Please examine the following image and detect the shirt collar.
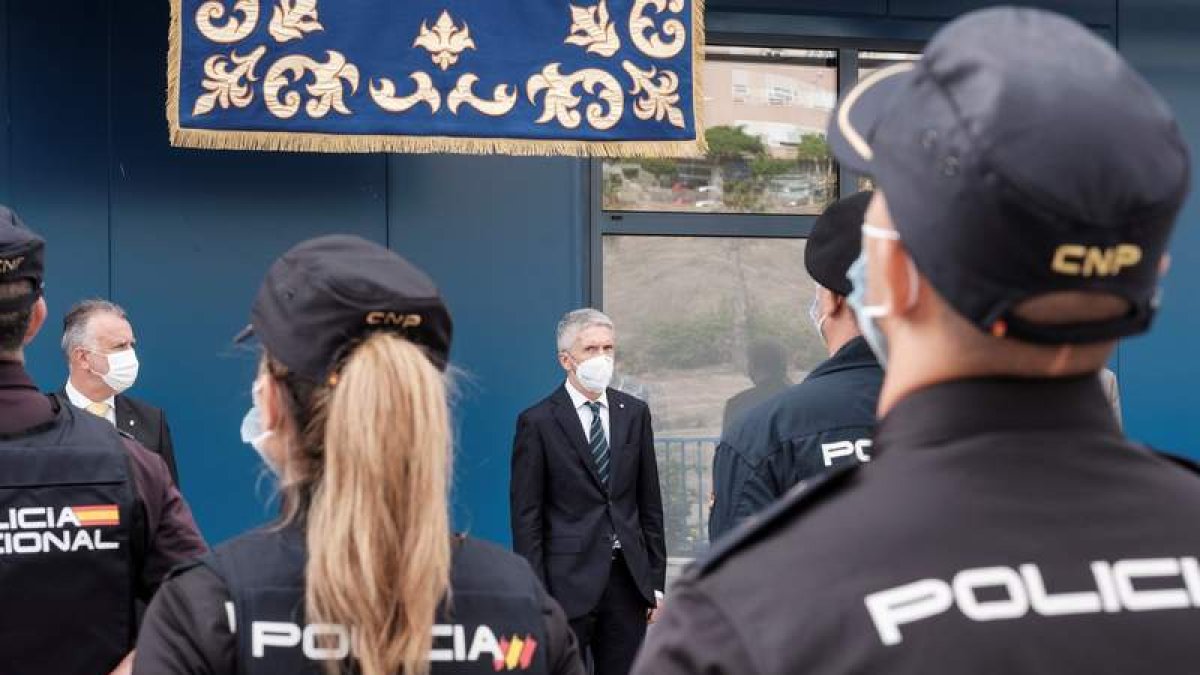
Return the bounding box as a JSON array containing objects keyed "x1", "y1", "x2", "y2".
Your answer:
[
  {"x1": 65, "y1": 379, "x2": 114, "y2": 410},
  {"x1": 875, "y1": 374, "x2": 1120, "y2": 450},
  {"x1": 564, "y1": 379, "x2": 608, "y2": 410}
]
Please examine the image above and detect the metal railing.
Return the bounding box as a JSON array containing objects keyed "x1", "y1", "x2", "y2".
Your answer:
[{"x1": 655, "y1": 436, "x2": 719, "y2": 560}]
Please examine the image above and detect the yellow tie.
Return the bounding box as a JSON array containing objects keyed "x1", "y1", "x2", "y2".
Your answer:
[{"x1": 86, "y1": 401, "x2": 111, "y2": 418}]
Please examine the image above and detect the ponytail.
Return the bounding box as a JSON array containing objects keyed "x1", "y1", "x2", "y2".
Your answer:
[{"x1": 296, "y1": 332, "x2": 452, "y2": 675}]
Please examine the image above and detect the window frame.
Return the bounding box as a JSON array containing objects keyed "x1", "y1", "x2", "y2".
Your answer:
[{"x1": 587, "y1": 26, "x2": 926, "y2": 305}]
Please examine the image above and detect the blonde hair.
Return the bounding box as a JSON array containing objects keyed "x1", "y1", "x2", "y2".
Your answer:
[{"x1": 268, "y1": 332, "x2": 452, "y2": 675}]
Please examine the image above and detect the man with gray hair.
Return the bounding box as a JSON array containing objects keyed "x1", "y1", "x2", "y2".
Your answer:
[
  {"x1": 60, "y1": 299, "x2": 179, "y2": 483},
  {"x1": 511, "y1": 308, "x2": 666, "y2": 675}
]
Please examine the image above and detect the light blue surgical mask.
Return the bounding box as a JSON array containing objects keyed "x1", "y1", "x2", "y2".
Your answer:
[
  {"x1": 240, "y1": 382, "x2": 279, "y2": 473},
  {"x1": 845, "y1": 224, "x2": 916, "y2": 368}
]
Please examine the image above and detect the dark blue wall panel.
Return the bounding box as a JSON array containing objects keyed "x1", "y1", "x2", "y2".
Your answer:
[
  {"x1": 0, "y1": 0, "x2": 9, "y2": 205},
  {"x1": 102, "y1": 0, "x2": 390, "y2": 543},
  {"x1": 7, "y1": 1, "x2": 111, "y2": 379},
  {"x1": 1117, "y1": 2, "x2": 1200, "y2": 457},
  {"x1": 387, "y1": 155, "x2": 586, "y2": 544}
]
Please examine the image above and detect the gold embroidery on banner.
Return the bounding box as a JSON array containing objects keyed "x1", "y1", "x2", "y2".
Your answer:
[
  {"x1": 370, "y1": 73, "x2": 442, "y2": 114},
  {"x1": 629, "y1": 0, "x2": 686, "y2": 59},
  {"x1": 527, "y1": 64, "x2": 623, "y2": 130},
  {"x1": 622, "y1": 61, "x2": 684, "y2": 128},
  {"x1": 193, "y1": 46, "x2": 267, "y2": 116},
  {"x1": 447, "y1": 74, "x2": 518, "y2": 116},
  {"x1": 565, "y1": 1, "x2": 620, "y2": 57},
  {"x1": 263, "y1": 51, "x2": 359, "y2": 119},
  {"x1": 195, "y1": 0, "x2": 260, "y2": 44},
  {"x1": 413, "y1": 11, "x2": 476, "y2": 71},
  {"x1": 269, "y1": 0, "x2": 323, "y2": 42}
]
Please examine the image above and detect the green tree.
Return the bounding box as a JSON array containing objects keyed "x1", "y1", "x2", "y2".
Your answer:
[
  {"x1": 793, "y1": 133, "x2": 830, "y2": 162},
  {"x1": 793, "y1": 133, "x2": 836, "y2": 205},
  {"x1": 638, "y1": 158, "x2": 680, "y2": 182},
  {"x1": 750, "y1": 155, "x2": 794, "y2": 179},
  {"x1": 704, "y1": 125, "x2": 765, "y2": 161}
]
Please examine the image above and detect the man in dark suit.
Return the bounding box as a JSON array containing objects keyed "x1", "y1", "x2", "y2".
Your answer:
[
  {"x1": 60, "y1": 299, "x2": 179, "y2": 484},
  {"x1": 511, "y1": 308, "x2": 666, "y2": 675}
]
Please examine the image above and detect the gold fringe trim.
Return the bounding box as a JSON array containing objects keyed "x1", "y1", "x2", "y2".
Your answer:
[
  {"x1": 692, "y1": 0, "x2": 708, "y2": 157},
  {"x1": 166, "y1": 0, "x2": 708, "y2": 158},
  {"x1": 166, "y1": 0, "x2": 184, "y2": 146}
]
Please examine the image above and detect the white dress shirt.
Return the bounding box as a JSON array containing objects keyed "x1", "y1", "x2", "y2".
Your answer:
[
  {"x1": 65, "y1": 380, "x2": 116, "y2": 425},
  {"x1": 564, "y1": 378, "x2": 609, "y2": 441}
]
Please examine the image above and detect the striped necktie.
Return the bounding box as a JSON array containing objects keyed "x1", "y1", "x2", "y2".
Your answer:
[{"x1": 585, "y1": 401, "x2": 610, "y2": 486}]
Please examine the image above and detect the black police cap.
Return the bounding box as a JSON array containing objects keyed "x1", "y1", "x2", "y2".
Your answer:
[
  {"x1": 805, "y1": 191, "x2": 872, "y2": 296},
  {"x1": 236, "y1": 235, "x2": 453, "y2": 381},
  {"x1": 828, "y1": 7, "x2": 1190, "y2": 344},
  {"x1": 0, "y1": 205, "x2": 45, "y2": 313}
]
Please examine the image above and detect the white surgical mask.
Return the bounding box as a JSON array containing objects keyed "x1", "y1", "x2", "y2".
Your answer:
[
  {"x1": 88, "y1": 348, "x2": 139, "y2": 394},
  {"x1": 574, "y1": 355, "x2": 614, "y2": 394},
  {"x1": 808, "y1": 289, "x2": 828, "y2": 342}
]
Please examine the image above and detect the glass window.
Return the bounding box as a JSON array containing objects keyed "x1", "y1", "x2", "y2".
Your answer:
[
  {"x1": 857, "y1": 50, "x2": 921, "y2": 80},
  {"x1": 602, "y1": 46, "x2": 838, "y2": 216},
  {"x1": 603, "y1": 235, "x2": 827, "y2": 575}
]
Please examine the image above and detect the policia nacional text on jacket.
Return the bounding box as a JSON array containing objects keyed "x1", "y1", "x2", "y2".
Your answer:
[
  {"x1": 0, "y1": 206, "x2": 207, "y2": 674},
  {"x1": 132, "y1": 235, "x2": 585, "y2": 675}
]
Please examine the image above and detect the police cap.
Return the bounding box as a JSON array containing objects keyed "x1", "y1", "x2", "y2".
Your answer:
[
  {"x1": 0, "y1": 205, "x2": 45, "y2": 313},
  {"x1": 805, "y1": 190, "x2": 872, "y2": 296},
  {"x1": 236, "y1": 235, "x2": 453, "y2": 380},
  {"x1": 828, "y1": 7, "x2": 1190, "y2": 344}
]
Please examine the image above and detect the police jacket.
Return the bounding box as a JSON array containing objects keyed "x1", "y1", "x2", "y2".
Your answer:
[
  {"x1": 709, "y1": 337, "x2": 881, "y2": 540},
  {"x1": 133, "y1": 522, "x2": 586, "y2": 675},
  {"x1": 0, "y1": 398, "x2": 138, "y2": 674},
  {"x1": 635, "y1": 376, "x2": 1200, "y2": 674}
]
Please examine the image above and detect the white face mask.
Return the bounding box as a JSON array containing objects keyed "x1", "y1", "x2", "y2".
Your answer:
[
  {"x1": 808, "y1": 288, "x2": 828, "y2": 343},
  {"x1": 573, "y1": 354, "x2": 615, "y2": 394},
  {"x1": 88, "y1": 348, "x2": 139, "y2": 394}
]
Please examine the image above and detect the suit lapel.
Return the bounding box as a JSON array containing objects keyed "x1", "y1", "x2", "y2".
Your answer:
[
  {"x1": 113, "y1": 396, "x2": 140, "y2": 443},
  {"x1": 607, "y1": 389, "x2": 632, "y2": 485},
  {"x1": 550, "y1": 387, "x2": 607, "y2": 494}
]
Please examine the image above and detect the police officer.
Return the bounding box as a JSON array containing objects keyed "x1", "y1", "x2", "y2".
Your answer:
[
  {"x1": 133, "y1": 235, "x2": 585, "y2": 675},
  {"x1": 634, "y1": 7, "x2": 1200, "y2": 673},
  {"x1": 709, "y1": 191, "x2": 882, "y2": 540},
  {"x1": 0, "y1": 206, "x2": 207, "y2": 674}
]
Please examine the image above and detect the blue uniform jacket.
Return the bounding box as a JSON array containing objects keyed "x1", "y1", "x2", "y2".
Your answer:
[{"x1": 708, "y1": 337, "x2": 882, "y2": 541}]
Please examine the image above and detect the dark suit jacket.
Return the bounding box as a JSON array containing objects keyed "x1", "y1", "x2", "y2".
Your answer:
[
  {"x1": 510, "y1": 385, "x2": 666, "y2": 619},
  {"x1": 59, "y1": 389, "x2": 179, "y2": 486}
]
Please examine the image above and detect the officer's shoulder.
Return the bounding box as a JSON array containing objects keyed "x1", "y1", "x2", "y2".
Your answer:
[
  {"x1": 205, "y1": 523, "x2": 296, "y2": 564},
  {"x1": 722, "y1": 381, "x2": 843, "y2": 454},
  {"x1": 518, "y1": 390, "x2": 564, "y2": 421},
  {"x1": 1150, "y1": 448, "x2": 1200, "y2": 478},
  {"x1": 692, "y1": 462, "x2": 861, "y2": 579},
  {"x1": 452, "y1": 535, "x2": 540, "y2": 583}
]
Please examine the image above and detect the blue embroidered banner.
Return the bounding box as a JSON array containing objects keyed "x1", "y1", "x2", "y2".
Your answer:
[{"x1": 168, "y1": 0, "x2": 704, "y2": 156}]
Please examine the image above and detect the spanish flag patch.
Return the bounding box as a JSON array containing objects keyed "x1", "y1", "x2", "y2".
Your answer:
[{"x1": 71, "y1": 504, "x2": 119, "y2": 527}]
